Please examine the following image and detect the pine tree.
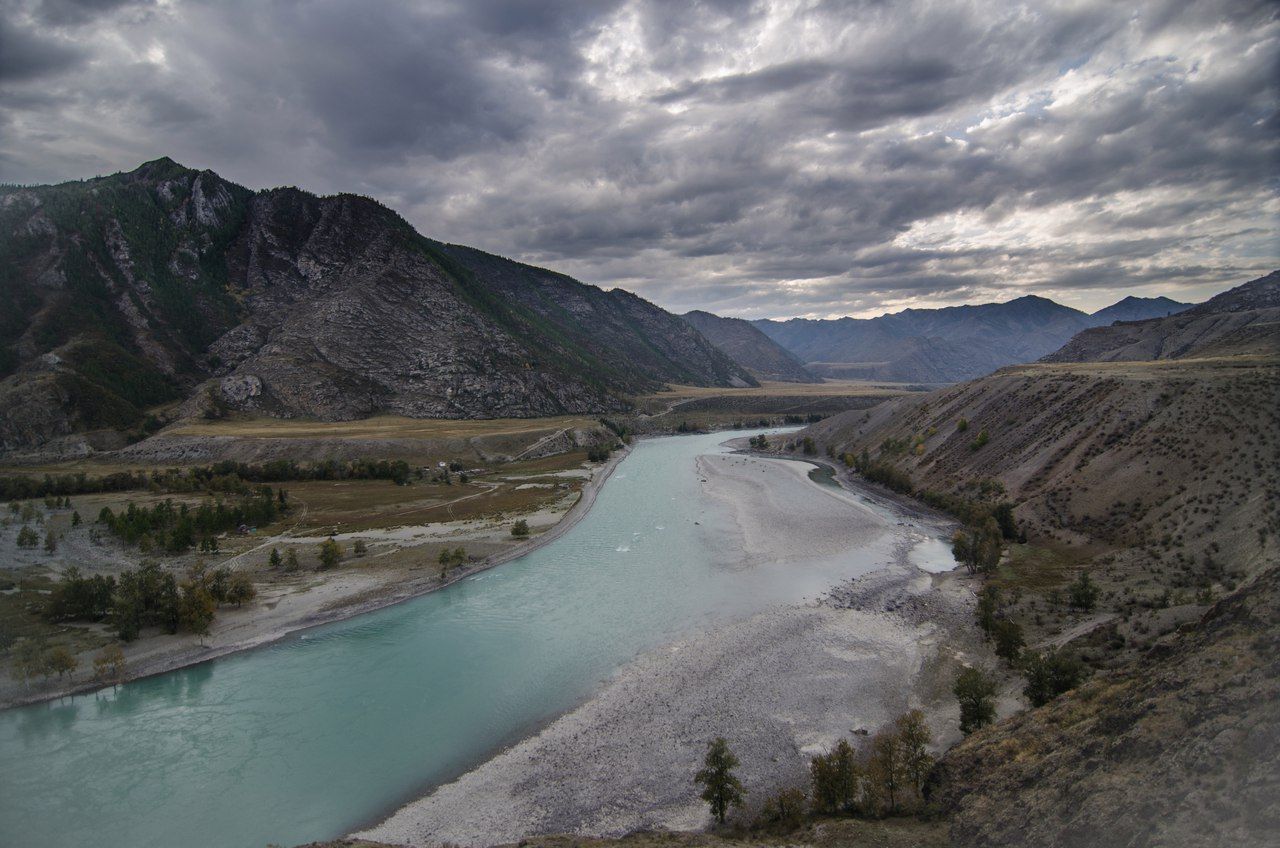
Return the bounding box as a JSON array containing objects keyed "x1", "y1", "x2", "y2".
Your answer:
[{"x1": 695, "y1": 737, "x2": 745, "y2": 825}]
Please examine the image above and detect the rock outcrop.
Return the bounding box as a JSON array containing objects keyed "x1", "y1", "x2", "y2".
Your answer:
[{"x1": 0, "y1": 159, "x2": 754, "y2": 454}]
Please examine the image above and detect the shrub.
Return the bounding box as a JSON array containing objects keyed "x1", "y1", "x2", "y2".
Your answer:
[{"x1": 954, "y1": 667, "x2": 997, "y2": 734}]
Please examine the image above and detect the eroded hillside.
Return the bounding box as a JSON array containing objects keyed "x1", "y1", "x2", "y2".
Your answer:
[
  {"x1": 0, "y1": 159, "x2": 754, "y2": 456},
  {"x1": 801, "y1": 274, "x2": 1279, "y2": 847}
]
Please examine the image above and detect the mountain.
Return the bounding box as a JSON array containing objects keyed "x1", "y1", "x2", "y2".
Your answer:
[
  {"x1": 801, "y1": 274, "x2": 1279, "y2": 847},
  {"x1": 0, "y1": 159, "x2": 753, "y2": 454},
  {"x1": 1086, "y1": 294, "x2": 1191, "y2": 325},
  {"x1": 680, "y1": 310, "x2": 819, "y2": 383},
  {"x1": 754, "y1": 295, "x2": 1093, "y2": 383},
  {"x1": 1045, "y1": 271, "x2": 1279, "y2": 362}
]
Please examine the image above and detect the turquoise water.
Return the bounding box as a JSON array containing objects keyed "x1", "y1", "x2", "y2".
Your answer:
[{"x1": 0, "y1": 430, "x2": 890, "y2": 848}]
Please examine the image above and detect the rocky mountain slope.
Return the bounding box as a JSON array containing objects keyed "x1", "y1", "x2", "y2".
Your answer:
[
  {"x1": 1046, "y1": 271, "x2": 1279, "y2": 363},
  {"x1": 931, "y1": 563, "x2": 1279, "y2": 848},
  {"x1": 681, "y1": 310, "x2": 819, "y2": 383},
  {"x1": 753, "y1": 292, "x2": 1206, "y2": 384},
  {"x1": 802, "y1": 272, "x2": 1279, "y2": 847},
  {"x1": 0, "y1": 159, "x2": 753, "y2": 456}
]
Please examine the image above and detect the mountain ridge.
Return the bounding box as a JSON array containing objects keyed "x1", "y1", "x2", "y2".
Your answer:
[
  {"x1": 1044, "y1": 271, "x2": 1279, "y2": 363},
  {"x1": 744, "y1": 289, "x2": 1208, "y2": 383},
  {"x1": 0, "y1": 159, "x2": 754, "y2": 455},
  {"x1": 680, "y1": 310, "x2": 819, "y2": 383}
]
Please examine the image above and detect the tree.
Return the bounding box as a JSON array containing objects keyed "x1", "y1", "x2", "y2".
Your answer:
[
  {"x1": 1069, "y1": 571, "x2": 1099, "y2": 612},
  {"x1": 268, "y1": 547, "x2": 282, "y2": 569},
  {"x1": 954, "y1": 667, "x2": 997, "y2": 735},
  {"x1": 226, "y1": 572, "x2": 256, "y2": 607},
  {"x1": 319, "y1": 537, "x2": 342, "y2": 569},
  {"x1": 179, "y1": 583, "x2": 216, "y2": 643},
  {"x1": 46, "y1": 646, "x2": 78, "y2": 680},
  {"x1": 16, "y1": 526, "x2": 38, "y2": 548},
  {"x1": 1022, "y1": 649, "x2": 1088, "y2": 707},
  {"x1": 756, "y1": 787, "x2": 806, "y2": 833},
  {"x1": 990, "y1": 617, "x2": 1025, "y2": 663},
  {"x1": 511, "y1": 519, "x2": 530, "y2": 538},
  {"x1": 976, "y1": 585, "x2": 1001, "y2": 634},
  {"x1": 93, "y1": 644, "x2": 127, "y2": 683},
  {"x1": 952, "y1": 529, "x2": 978, "y2": 574},
  {"x1": 71, "y1": 511, "x2": 82, "y2": 527},
  {"x1": 284, "y1": 548, "x2": 300, "y2": 572},
  {"x1": 894, "y1": 710, "x2": 934, "y2": 798},
  {"x1": 353, "y1": 539, "x2": 368, "y2": 557},
  {"x1": 867, "y1": 728, "x2": 908, "y2": 813},
  {"x1": 956, "y1": 418, "x2": 969, "y2": 432},
  {"x1": 9, "y1": 639, "x2": 45, "y2": 689},
  {"x1": 809, "y1": 738, "x2": 860, "y2": 814},
  {"x1": 695, "y1": 737, "x2": 745, "y2": 825}
]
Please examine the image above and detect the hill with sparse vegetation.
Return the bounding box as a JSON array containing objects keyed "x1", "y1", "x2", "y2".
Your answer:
[{"x1": 799, "y1": 271, "x2": 1279, "y2": 847}]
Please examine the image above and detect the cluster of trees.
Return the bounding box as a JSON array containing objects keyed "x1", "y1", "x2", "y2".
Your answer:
[
  {"x1": 587, "y1": 444, "x2": 616, "y2": 462},
  {"x1": 42, "y1": 561, "x2": 255, "y2": 642},
  {"x1": 748, "y1": 434, "x2": 771, "y2": 451},
  {"x1": 694, "y1": 710, "x2": 937, "y2": 831},
  {"x1": 0, "y1": 470, "x2": 148, "y2": 501},
  {"x1": 98, "y1": 487, "x2": 285, "y2": 552},
  {"x1": 0, "y1": 457, "x2": 418, "y2": 504},
  {"x1": 9, "y1": 640, "x2": 80, "y2": 688},
  {"x1": 438, "y1": 547, "x2": 468, "y2": 574},
  {"x1": 844, "y1": 449, "x2": 913, "y2": 494},
  {"x1": 976, "y1": 586, "x2": 1025, "y2": 661},
  {"x1": 511, "y1": 519, "x2": 530, "y2": 538},
  {"x1": 973, "y1": 583, "x2": 1090, "y2": 708},
  {"x1": 952, "y1": 520, "x2": 1004, "y2": 575},
  {"x1": 267, "y1": 547, "x2": 301, "y2": 571},
  {"x1": 809, "y1": 710, "x2": 934, "y2": 817}
]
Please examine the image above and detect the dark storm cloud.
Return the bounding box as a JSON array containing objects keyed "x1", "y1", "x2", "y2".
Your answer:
[
  {"x1": 34, "y1": 0, "x2": 153, "y2": 27},
  {"x1": 0, "y1": 0, "x2": 1276, "y2": 316},
  {"x1": 0, "y1": 15, "x2": 85, "y2": 81}
]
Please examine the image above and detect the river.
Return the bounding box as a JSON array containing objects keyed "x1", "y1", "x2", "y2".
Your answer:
[{"x1": 0, "y1": 429, "x2": 914, "y2": 848}]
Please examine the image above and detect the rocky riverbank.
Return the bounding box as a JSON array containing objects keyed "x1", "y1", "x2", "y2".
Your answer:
[{"x1": 357, "y1": 452, "x2": 998, "y2": 847}]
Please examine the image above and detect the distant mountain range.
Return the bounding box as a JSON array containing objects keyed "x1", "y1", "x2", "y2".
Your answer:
[
  {"x1": 750, "y1": 293, "x2": 1194, "y2": 383},
  {"x1": 0, "y1": 158, "x2": 753, "y2": 454},
  {"x1": 680, "y1": 311, "x2": 819, "y2": 383},
  {"x1": 1045, "y1": 271, "x2": 1279, "y2": 362}
]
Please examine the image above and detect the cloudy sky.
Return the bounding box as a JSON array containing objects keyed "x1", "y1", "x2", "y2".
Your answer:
[{"x1": 1, "y1": 0, "x2": 1277, "y2": 318}]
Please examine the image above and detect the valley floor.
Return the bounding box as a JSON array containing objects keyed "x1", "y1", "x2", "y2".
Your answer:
[
  {"x1": 0, "y1": 446, "x2": 629, "y2": 710},
  {"x1": 356, "y1": 451, "x2": 997, "y2": 847}
]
